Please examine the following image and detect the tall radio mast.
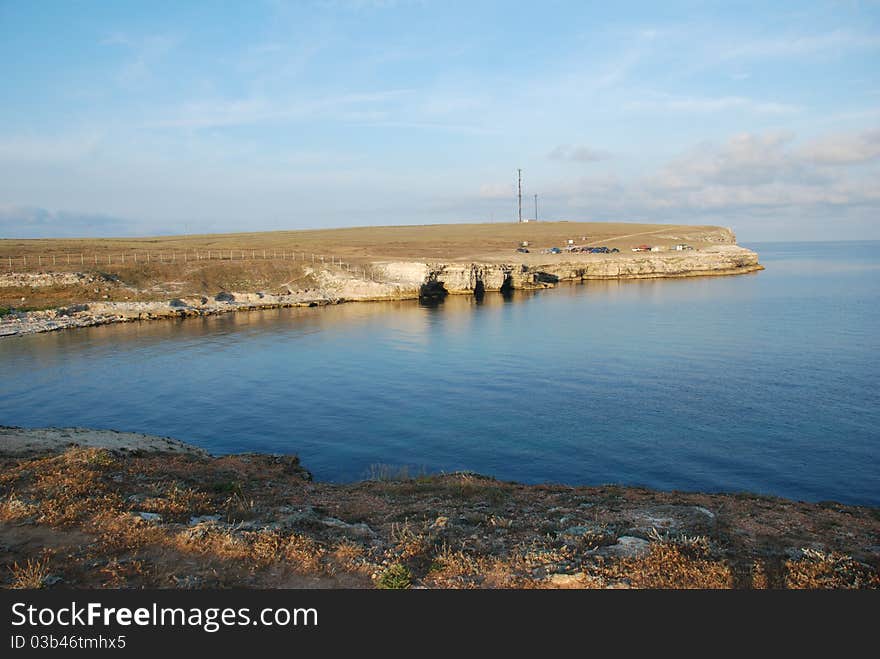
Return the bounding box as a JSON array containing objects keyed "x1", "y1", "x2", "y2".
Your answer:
[{"x1": 517, "y1": 168, "x2": 522, "y2": 223}]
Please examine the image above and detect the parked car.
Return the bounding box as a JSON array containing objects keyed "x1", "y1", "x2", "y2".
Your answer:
[
  {"x1": 549, "y1": 247, "x2": 562, "y2": 254},
  {"x1": 610, "y1": 248, "x2": 620, "y2": 253}
]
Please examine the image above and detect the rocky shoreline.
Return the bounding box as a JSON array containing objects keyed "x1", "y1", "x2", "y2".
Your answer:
[
  {"x1": 1, "y1": 245, "x2": 762, "y2": 338},
  {"x1": 0, "y1": 426, "x2": 875, "y2": 589}
]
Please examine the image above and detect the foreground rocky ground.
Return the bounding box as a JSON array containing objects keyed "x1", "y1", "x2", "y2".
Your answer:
[{"x1": 0, "y1": 428, "x2": 876, "y2": 589}]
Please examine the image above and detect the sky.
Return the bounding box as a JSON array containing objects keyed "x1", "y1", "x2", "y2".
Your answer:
[{"x1": 1, "y1": 0, "x2": 878, "y2": 241}]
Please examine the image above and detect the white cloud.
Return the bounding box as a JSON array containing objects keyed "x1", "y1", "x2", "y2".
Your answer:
[
  {"x1": 537, "y1": 128, "x2": 880, "y2": 231},
  {"x1": 800, "y1": 128, "x2": 880, "y2": 165},
  {"x1": 641, "y1": 129, "x2": 880, "y2": 212},
  {"x1": 647, "y1": 131, "x2": 812, "y2": 190},
  {"x1": 625, "y1": 93, "x2": 801, "y2": 115},
  {"x1": 478, "y1": 183, "x2": 513, "y2": 199},
  {"x1": 0, "y1": 133, "x2": 102, "y2": 163},
  {"x1": 724, "y1": 29, "x2": 880, "y2": 60},
  {"x1": 548, "y1": 145, "x2": 611, "y2": 163},
  {"x1": 151, "y1": 90, "x2": 413, "y2": 129},
  {"x1": 314, "y1": 0, "x2": 418, "y2": 8},
  {"x1": 101, "y1": 32, "x2": 180, "y2": 88}
]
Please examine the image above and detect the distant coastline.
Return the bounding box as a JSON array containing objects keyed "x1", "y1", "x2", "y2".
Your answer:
[
  {"x1": 0, "y1": 246, "x2": 762, "y2": 337},
  {"x1": 0, "y1": 221, "x2": 762, "y2": 338}
]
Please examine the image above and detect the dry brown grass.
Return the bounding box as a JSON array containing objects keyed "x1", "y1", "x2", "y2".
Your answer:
[
  {"x1": 422, "y1": 546, "x2": 531, "y2": 589},
  {"x1": 784, "y1": 549, "x2": 880, "y2": 589},
  {"x1": 92, "y1": 511, "x2": 169, "y2": 553},
  {"x1": 751, "y1": 560, "x2": 769, "y2": 589},
  {"x1": 246, "y1": 530, "x2": 286, "y2": 566},
  {"x1": 139, "y1": 484, "x2": 213, "y2": 522},
  {"x1": 0, "y1": 221, "x2": 731, "y2": 264},
  {"x1": 173, "y1": 522, "x2": 244, "y2": 558},
  {"x1": 390, "y1": 520, "x2": 432, "y2": 561},
  {"x1": 0, "y1": 492, "x2": 35, "y2": 521},
  {"x1": 422, "y1": 546, "x2": 478, "y2": 588},
  {"x1": 9, "y1": 554, "x2": 51, "y2": 589},
  {"x1": 283, "y1": 534, "x2": 327, "y2": 574},
  {"x1": 221, "y1": 490, "x2": 258, "y2": 523},
  {"x1": 1, "y1": 447, "x2": 876, "y2": 590},
  {"x1": 423, "y1": 545, "x2": 497, "y2": 589},
  {"x1": 331, "y1": 540, "x2": 369, "y2": 572},
  {"x1": 598, "y1": 544, "x2": 734, "y2": 589},
  {"x1": 8, "y1": 449, "x2": 124, "y2": 526},
  {"x1": 98, "y1": 558, "x2": 150, "y2": 588},
  {"x1": 169, "y1": 523, "x2": 329, "y2": 575}
]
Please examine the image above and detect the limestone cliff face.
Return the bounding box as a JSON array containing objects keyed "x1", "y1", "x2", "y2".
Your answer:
[
  {"x1": 377, "y1": 262, "x2": 519, "y2": 294},
  {"x1": 426, "y1": 263, "x2": 517, "y2": 294},
  {"x1": 375, "y1": 245, "x2": 761, "y2": 297},
  {"x1": 534, "y1": 245, "x2": 760, "y2": 282}
]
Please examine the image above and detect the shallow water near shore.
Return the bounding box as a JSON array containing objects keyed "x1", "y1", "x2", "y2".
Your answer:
[{"x1": 1, "y1": 241, "x2": 878, "y2": 505}]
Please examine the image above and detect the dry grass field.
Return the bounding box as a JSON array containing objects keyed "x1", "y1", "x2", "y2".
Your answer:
[{"x1": 0, "y1": 221, "x2": 734, "y2": 264}]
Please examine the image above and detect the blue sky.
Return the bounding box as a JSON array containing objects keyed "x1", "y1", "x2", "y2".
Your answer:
[{"x1": 1, "y1": 0, "x2": 878, "y2": 240}]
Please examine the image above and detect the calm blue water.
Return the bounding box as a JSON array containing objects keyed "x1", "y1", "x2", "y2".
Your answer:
[{"x1": 1, "y1": 242, "x2": 878, "y2": 505}]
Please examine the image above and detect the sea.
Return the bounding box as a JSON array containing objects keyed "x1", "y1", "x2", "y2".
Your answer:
[{"x1": 1, "y1": 241, "x2": 877, "y2": 505}]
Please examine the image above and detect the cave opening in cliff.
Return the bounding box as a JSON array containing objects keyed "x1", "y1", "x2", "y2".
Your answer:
[
  {"x1": 419, "y1": 280, "x2": 448, "y2": 306},
  {"x1": 500, "y1": 274, "x2": 514, "y2": 299},
  {"x1": 534, "y1": 271, "x2": 559, "y2": 284},
  {"x1": 473, "y1": 279, "x2": 485, "y2": 300}
]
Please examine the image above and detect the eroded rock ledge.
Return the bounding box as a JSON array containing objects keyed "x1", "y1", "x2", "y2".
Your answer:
[{"x1": 378, "y1": 245, "x2": 762, "y2": 297}]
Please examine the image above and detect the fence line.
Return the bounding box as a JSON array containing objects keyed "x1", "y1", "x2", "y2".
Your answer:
[{"x1": 0, "y1": 249, "x2": 386, "y2": 281}]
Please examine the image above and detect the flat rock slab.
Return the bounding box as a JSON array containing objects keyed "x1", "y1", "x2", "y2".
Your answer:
[
  {"x1": 625, "y1": 504, "x2": 717, "y2": 535},
  {"x1": 0, "y1": 426, "x2": 208, "y2": 457},
  {"x1": 595, "y1": 536, "x2": 652, "y2": 559},
  {"x1": 558, "y1": 524, "x2": 609, "y2": 541}
]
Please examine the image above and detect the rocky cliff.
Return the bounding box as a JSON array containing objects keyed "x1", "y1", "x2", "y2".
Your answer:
[
  {"x1": 1, "y1": 245, "x2": 762, "y2": 337},
  {"x1": 376, "y1": 245, "x2": 762, "y2": 298}
]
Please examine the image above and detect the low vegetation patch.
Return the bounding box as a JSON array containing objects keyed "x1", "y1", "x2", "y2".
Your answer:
[
  {"x1": 0, "y1": 447, "x2": 877, "y2": 589},
  {"x1": 599, "y1": 544, "x2": 734, "y2": 589},
  {"x1": 9, "y1": 555, "x2": 51, "y2": 589},
  {"x1": 784, "y1": 549, "x2": 880, "y2": 589},
  {"x1": 375, "y1": 563, "x2": 412, "y2": 590}
]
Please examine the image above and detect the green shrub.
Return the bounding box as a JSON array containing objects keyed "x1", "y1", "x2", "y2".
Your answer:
[{"x1": 376, "y1": 563, "x2": 412, "y2": 589}]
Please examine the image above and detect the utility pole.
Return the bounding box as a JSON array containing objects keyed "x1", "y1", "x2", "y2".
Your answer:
[
  {"x1": 517, "y1": 168, "x2": 522, "y2": 223},
  {"x1": 534, "y1": 193, "x2": 538, "y2": 221}
]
